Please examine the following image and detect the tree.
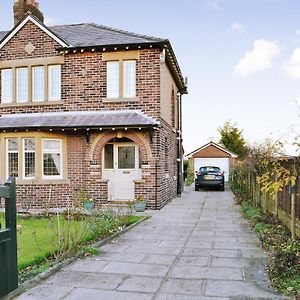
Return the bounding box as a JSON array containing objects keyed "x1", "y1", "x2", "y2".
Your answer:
[{"x1": 218, "y1": 121, "x2": 248, "y2": 159}]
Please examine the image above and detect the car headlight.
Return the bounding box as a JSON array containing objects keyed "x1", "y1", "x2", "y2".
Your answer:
[{"x1": 215, "y1": 176, "x2": 223, "y2": 180}]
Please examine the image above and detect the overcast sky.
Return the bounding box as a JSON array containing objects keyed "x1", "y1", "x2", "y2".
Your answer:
[{"x1": 1, "y1": 0, "x2": 300, "y2": 154}]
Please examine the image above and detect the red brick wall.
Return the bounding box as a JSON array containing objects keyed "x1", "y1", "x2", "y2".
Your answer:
[
  {"x1": 0, "y1": 20, "x2": 180, "y2": 210},
  {"x1": 192, "y1": 145, "x2": 232, "y2": 158}
]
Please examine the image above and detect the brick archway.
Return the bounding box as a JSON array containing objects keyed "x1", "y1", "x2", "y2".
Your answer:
[{"x1": 90, "y1": 131, "x2": 152, "y2": 163}]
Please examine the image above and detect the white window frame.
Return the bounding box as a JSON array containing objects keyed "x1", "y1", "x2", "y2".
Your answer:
[
  {"x1": 16, "y1": 67, "x2": 29, "y2": 103},
  {"x1": 6, "y1": 138, "x2": 19, "y2": 179},
  {"x1": 42, "y1": 138, "x2": 63, "y2": 180},
  {"x1": 107, "y1": 61, "x2": 120, "y2": 99},
  {"x1": 1, "y1": 69, "x2": 13, "y2": 104},
  {"x1": 32, "y1": 66, "x2": 45, "y2": 102},
  {"x1": 123, "y1": 60, "x2": 136, "y2": 98},
  {"x1": 22, "y1": 138, "x2": 36, "y2": 180},
  {"x1": 48, "y1": 65, "x2": 61, "y2": 101}
]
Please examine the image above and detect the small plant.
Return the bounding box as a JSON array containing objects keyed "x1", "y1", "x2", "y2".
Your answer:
[{"x1": 82, "y1": 246, "x2": 100, "y2": 256}]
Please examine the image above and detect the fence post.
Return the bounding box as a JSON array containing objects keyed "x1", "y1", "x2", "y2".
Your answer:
[
  {"x1": 289, "y1": 184, "x2": 296, "y2": 240},
  {"x1": 274, "y1": 175, "x2": 278, "y2": 218}
]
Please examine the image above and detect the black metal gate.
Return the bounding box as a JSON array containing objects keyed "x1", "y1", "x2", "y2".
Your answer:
[{"x1": 0, "y1": 178, "x2": 18, "y2": 298}]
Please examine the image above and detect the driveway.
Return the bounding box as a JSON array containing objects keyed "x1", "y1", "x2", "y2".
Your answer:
[{"x1": 16, "y1": 186, "x2": 287, "y2": 300}]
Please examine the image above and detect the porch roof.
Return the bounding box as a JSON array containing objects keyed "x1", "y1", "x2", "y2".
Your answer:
[{"x1": 0, "y1": 110, "x2": 158, "y2": 131}]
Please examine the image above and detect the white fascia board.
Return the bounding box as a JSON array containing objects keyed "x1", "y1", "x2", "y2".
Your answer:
[{"x1": 0, "y1": 15, "x2": 70, "y2": 50}]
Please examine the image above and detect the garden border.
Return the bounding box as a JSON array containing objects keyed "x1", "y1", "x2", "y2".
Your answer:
[{"x1": 4, "y1": 216, "x2": 148, "y2": 300}]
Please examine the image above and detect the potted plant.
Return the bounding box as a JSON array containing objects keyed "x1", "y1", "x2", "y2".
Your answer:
[
  {"x1": 75, "y1": 187, "x2": 94, "y2": 211},
  {"x1": 133, "y1": 195, "x2": 146, "y2": 212},
  {"x1": 83, "y1": 198, "x2": 94, "y2": 211}
]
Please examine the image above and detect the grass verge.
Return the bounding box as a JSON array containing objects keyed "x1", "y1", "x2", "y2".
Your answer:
[{"x1": 237, "y1": 199, "x2": 300, "y2": 297}]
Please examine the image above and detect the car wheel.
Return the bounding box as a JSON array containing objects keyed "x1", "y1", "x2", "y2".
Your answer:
[
  {"x1": 219, "y1": 186, "x2": 225, "y2": 191},
  {"x1": 195, "y1": 185, "x2": 199, "y2": 191}
]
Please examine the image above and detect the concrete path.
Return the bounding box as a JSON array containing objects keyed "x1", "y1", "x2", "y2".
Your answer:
[{"x1": 16, "y1": 187, "x2": 287, "y2": 300}]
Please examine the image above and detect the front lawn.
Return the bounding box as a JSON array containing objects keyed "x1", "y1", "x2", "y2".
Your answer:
[{"x1": 0, "y1": 211, "x2": 144, "y2": 272}]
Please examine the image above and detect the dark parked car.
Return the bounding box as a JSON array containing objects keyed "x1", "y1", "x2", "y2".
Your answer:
[{"x1": 195, "y1": 166, "x2": 225, "y2": 191}]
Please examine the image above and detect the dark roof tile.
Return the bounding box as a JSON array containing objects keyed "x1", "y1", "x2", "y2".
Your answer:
[
  {"x1": 0, "y1": 110, "x2": 158, "y2": 130},
  {"x1": 50, "y1": 23, "x2": 165, "y2": 47}
]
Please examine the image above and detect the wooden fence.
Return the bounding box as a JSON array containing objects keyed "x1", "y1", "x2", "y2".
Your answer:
[{"x1": 230, "y1": 158, "x2": 300, "y2": 239}]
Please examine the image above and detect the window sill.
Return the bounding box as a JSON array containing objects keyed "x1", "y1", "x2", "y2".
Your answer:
[
  {"x1": 102, "y1": 97, "x2": 140, "y2": 103},
  {"x1": 0, "y1": 100, "x2": 64, "y2": 107},
  {"x1": 16, "y1": 179, "x2": 70, "y2": 185}
]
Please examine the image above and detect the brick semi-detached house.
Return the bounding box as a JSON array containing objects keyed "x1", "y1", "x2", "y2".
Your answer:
[{"x1": 0, "y1": 0, "x2": 187, "y2": 211}]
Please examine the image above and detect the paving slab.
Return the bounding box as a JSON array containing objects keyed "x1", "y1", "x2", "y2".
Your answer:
[{"x1": 16, "y1": 186, "x2": 288, "y2": 300}]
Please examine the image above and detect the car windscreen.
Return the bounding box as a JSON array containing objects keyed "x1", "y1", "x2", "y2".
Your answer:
[{"x1": 200, "y1": 167, "x2": 220, "y2": 173}]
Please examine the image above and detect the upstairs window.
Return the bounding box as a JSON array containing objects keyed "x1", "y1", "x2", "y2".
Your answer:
[
  {"x1": 106, "y1": 59, "x2": 136, "y2": 99},
  {"x1": 1, "y1": 69, "x2": 13, "y2": 104},
  {"x1": 16, "y1": 67, "x2": 29, "y2": 103},
  {"x1": 0, "y1": 61, "x2": 62, "y2": 105},
  {"x1": 123, "y1": 60, "x2": 136, "y2": 98},
  {"x1": 107, "y1": 61, "x2": 120, "y2": 99},
  {"x1": 48, "y1": 65, "x2": 61, "y2": 101},
  {"x1": 32, "y1": 66, "x2": 45, "y2": 102}
]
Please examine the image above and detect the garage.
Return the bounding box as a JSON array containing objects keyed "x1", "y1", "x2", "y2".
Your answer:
[{"x1": 187, "y1": 142, "x2": 238, "y2": 182}]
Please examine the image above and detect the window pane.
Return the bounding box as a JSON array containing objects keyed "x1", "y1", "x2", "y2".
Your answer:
[
  {"x1": 1, "y1": 69, "x2": 13, "y2": 103},
  {"x1": 8, "y1": 153, "x2": 18, "y2": 177},
  {"x1": 43, "y1": 153, "x2": 61, "y2": 176},
  {"x1": 118, "y1": 146, "x2": 135, "y2": 169},
  {"x1": 124, "y1": 60, "x2": 136, "y2": 98},
  {"x1": 25, "y1": 152, "x2": 35, "y2": 178},
  {"x1": 8, "y1": 138, "x2": 18, "y2": 151},
  {"x1": 104, "y1": 144, "x2": 114, "y2": 169},
  {"x1": 24, "y1": 138, "x2": 35, "y2": 178},
  {"x1": 48, "y1": 65, "x2": 61, "y2": 101},
  {"x1": 32, "y1": 66, "x2": 45, "y2": 102},
  {"x1": 42, "y1": 139, "x2": 62, "y2": 177},
  {"x1": 107, "y1": 61, "x2": 119, "y2": 98},
  {"x1": 7, "y1": 138, "x2": 18, "y2": 178},
  {"x1": 43, "y1": 139, "x2": 60, "y2": 151},
  {"x1": 24, "y1": 138, "x2": 35, "y2": 151},
  {"x1": 17, "y1": 67, "x2": 28, "y2": 103}
]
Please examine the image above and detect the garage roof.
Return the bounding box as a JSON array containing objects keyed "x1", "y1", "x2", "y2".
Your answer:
[{"x1": 186, "y1": 141, "x2": 238, "y2": 158}]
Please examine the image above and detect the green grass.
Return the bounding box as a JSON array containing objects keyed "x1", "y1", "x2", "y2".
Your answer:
[
  {"x1": 0, "y1": 212, "x2": 144, "y2": 271},
  {"x1": 241, "y1": 201, "x2": 261, "y2": 219},
  {"x1": 237, "y1": 200, "x2": 300, "y2": 297}
]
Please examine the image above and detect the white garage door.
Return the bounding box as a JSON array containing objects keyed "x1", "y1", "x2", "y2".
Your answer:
[{"x1": 194, "y1": 158, "x2": 230, "y2": 181}]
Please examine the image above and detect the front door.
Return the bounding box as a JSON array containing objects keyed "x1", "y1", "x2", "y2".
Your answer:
[{"x1": 103, "y1": 143, "x2": 141, "y2": 201}]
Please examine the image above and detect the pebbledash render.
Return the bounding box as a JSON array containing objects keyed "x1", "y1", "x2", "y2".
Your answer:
[{"x1": 0, "y1": 0, "x2": 187, "y2": 211}]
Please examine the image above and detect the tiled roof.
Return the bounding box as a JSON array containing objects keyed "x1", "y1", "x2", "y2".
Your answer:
[
  {"x1": 0, "y1": 23, "x2": 165, "y2": 48},
  {"x1": 0, "y1": 31, "x2": 7, "y2": 40},
  {"x1": 50, "y1": 23, "x2": 165, "y2": 47},
  {"x1": 0, "y1": 110, "x2": 158, "y2": 130}
]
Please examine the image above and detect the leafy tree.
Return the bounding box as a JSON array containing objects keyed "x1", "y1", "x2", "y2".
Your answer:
[{"x1": 218, "y1": 121, "x2": 248, "y2": 158}]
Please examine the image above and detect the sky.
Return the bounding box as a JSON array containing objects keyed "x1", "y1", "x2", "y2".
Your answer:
[{"x1": 1, "y1": 0, "x2": 300, "y2": 155}]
